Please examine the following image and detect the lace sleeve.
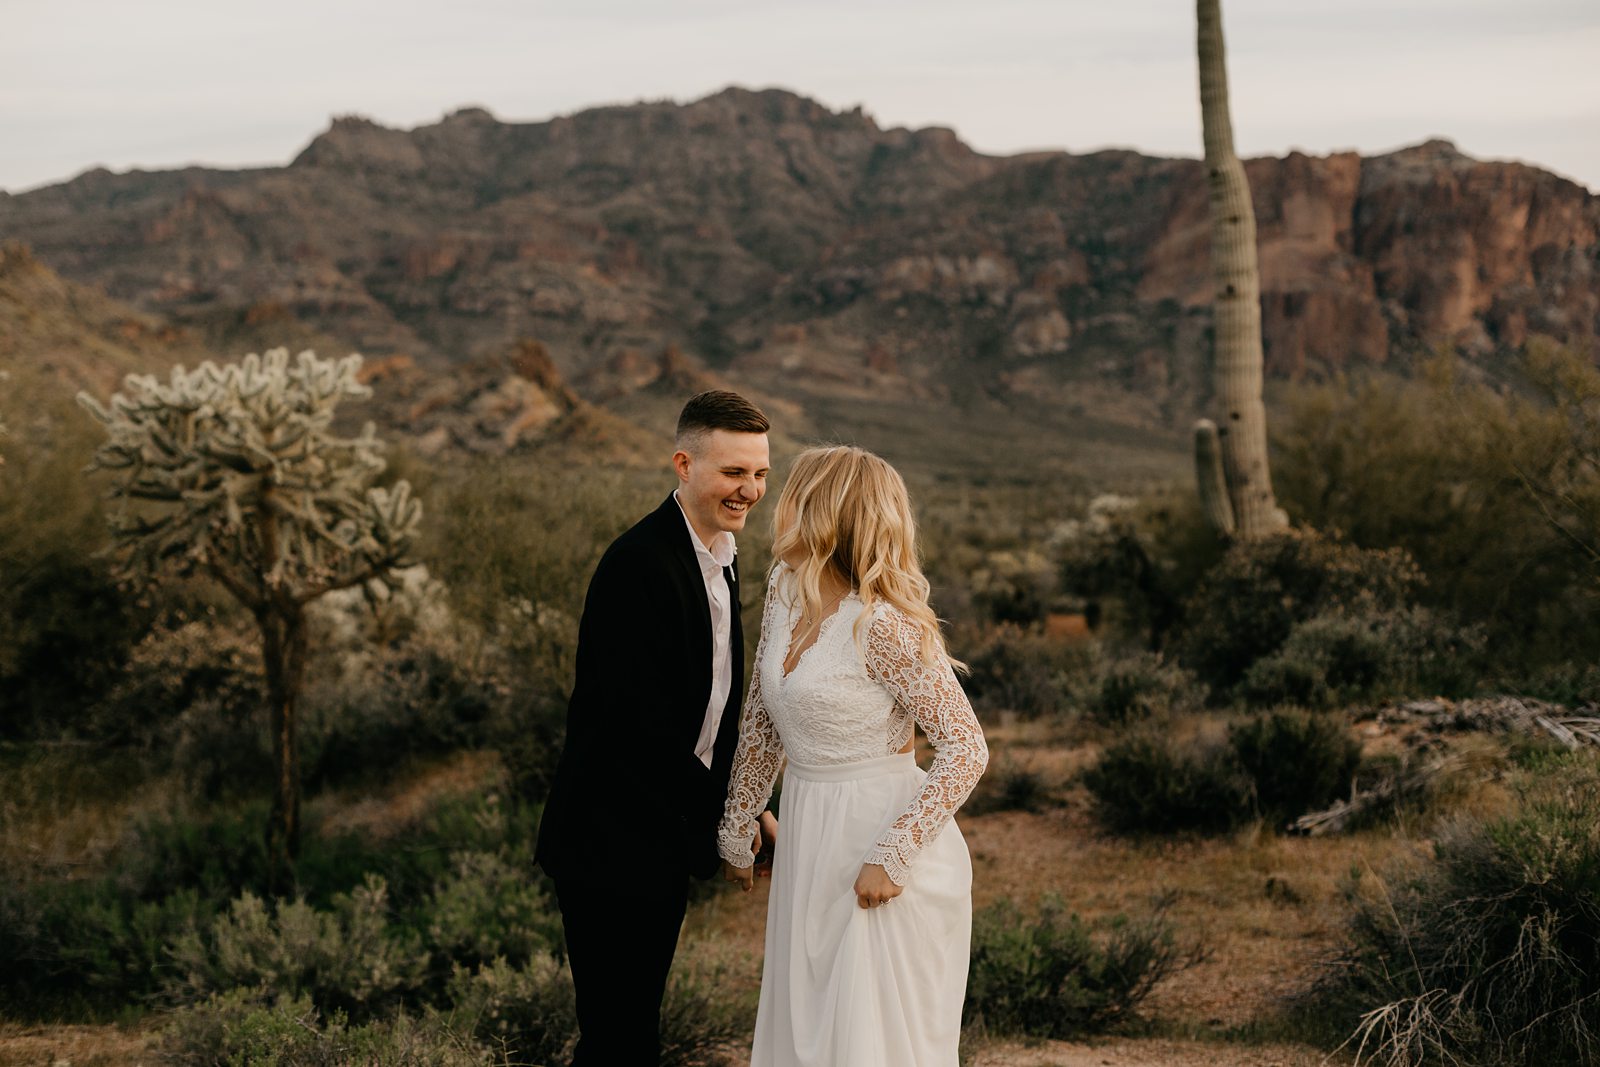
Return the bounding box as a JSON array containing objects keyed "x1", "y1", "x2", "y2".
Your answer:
[
  {"x1": 716, "y1": 569, "x2": 786, "y2": 869},
  {"x1": 862, "y1": 608, "x2": 989, "y2": 886}
]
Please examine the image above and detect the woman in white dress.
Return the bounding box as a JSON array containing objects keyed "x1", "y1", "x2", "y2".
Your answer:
[{"x1": 717, "y1": 445, "x2": 989, "y2": 1067}]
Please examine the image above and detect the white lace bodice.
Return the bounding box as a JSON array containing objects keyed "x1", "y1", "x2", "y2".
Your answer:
[{"x1": 717, "y1": 566, "x2": 988, "y2": 886}]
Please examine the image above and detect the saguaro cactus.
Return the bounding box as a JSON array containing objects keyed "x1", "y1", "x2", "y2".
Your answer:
[
  {"x1": 79, "y1": 348, "x2": 422, "y2": 891},
  {"x1": 1195, "y1": 0, "x2": 1286, "y2": 538}
]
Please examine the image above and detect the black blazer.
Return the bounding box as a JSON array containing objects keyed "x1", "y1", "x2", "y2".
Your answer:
[{"x1": 535, "y1": 493, "x2": 746, "y2": 882}]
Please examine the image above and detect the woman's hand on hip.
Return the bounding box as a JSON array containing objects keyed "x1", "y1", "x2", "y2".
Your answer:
[{"x1": 854, "y1": 863, "x2": 902, "y2": 909}]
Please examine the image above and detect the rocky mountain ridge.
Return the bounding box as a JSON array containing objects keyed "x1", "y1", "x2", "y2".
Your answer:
[{"x1": 1, "y1": 87, "x2": 1595, "y2": 455}]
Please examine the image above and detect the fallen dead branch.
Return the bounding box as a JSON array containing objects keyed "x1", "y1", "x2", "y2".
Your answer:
[{"x1": 1289, "y1": 696, "x2": 1600, "y2": 836}]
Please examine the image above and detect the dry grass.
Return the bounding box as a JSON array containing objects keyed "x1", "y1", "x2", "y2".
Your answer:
[
  {"x1": 0, "y1": 746, "x2": 175, "y2": 880},
  {"x1": 0, "y1": 1022, "x2": 159, "y2": 1067}
]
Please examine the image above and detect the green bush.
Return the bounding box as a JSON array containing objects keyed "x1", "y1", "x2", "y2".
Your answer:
[
  {"x1": 115, "y1": 802, "x2": 274, "y2": 901},
  {"x1": 655, "y1": 956, "x2": 754, "y2": 1067},
  {"x1": 303, "y1": 637, "x2": 511, "y2": 790},
  {"x1": 0, "y1": 377, "x2": 155, "y2": 739},
  {"x1": 166, "y1": 875, "x2": 425, "y2": 1017},
  {"x1": 420, "y1": 851, "x2": 562, "y2": 980},
  {"x1": 163, "y1": 990, "x2": 492, "y2": 1067},
  {"x1": 1176, "y1": 528, "x2": 1425, "y2": 694},
  {"x1": 0, "y1": 877, "x2": 212, "y2": 1013},
  {"x1": 964, "y1": 896, "x2": 1198, "y2": 1038},
  {"x1": 0, "y1": 554, "x2": 147, "y2": 739},
  {"x1": 1240, "y1": 608, "x2": 1481, "y2": 709},
  {"x1": 1323, "y1": 754, "x2": 1600, "y2": 1066},
  {"x1": 1501, "y1": 660, "x2": 1600, "y2": 708},
  {"x1": 964, "y1": 760, "x2": 1052, "y2": 815},
  {"x1": 421, "y1": 456, "x2": 657, "y2": 702},
  {"x1": 1086, "y1": 711, "x2": 1367, "y2": 834},
  {"x1": 1055, "y1": 491, "x2": 1225, "y2": 650},
  {"x1": 446, "y1": 956, "x2": 575, "y2": 1066},
  {"x1": 1228, "y1": 710, "x2": 1359, "y2": 824},
  {"x1": 1082, "y1": 728, "x2": 1252, "y2": 834},
  {"x1": 448, "y1": 953, "x2": 751, "y2": 1067},
  {"x1": 0, "y1": 789, "x2": 548, "y2": 1018},
  {"x1": 1076, "y1": 651, "x2": 1202, "y2": 724},
  {"x1": 1273, "y1": 351, "x2": 1600, "y2": 672},
  {"x1": 961, "y1": 624, "x2": 1084, "y2": 719},
  {"x1": 310, "y1": 809, "x2": 537, "y2": 923},
  {"x1": 965, "y1": 548, "x2": 1058, "y2": 625}
]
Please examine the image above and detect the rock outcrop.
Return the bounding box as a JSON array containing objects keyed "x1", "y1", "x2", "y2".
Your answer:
[{"x1": 1, "y1": 90, "x2": 1594, "y2": 436}]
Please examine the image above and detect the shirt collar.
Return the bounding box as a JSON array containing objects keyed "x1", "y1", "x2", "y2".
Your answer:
[{"x1": 673, "y1": 490, "x2": 737, "y2": 570}]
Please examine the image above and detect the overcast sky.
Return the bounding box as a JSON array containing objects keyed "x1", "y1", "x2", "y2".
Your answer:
[{"x1": 4, "y1": 0, "x2": 1597, "y2": 194}]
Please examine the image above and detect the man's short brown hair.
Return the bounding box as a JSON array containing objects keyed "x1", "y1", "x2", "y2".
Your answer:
[{"x1": 675, "y1": 390, "x2": 769, "y2": 453}]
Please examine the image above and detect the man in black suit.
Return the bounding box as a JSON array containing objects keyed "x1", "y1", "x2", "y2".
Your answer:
[{"x1": 535, "y1": 390, "x2": 775, "y2": 1065}]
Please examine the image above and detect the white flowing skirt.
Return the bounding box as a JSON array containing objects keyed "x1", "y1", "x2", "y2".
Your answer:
[{"x1": 750, "y1": 751, "x2": 973, "y2": 1067}]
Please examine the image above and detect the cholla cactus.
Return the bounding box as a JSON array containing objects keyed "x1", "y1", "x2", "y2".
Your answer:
[
  {"x1": 1195, "y1": 0, "x2": 1286, "y2": 538},
  {"x1": 79, "y1": 347, "x2": 423, "y2": 889}
]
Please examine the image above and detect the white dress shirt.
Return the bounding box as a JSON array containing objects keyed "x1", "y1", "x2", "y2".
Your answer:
[{"x1": 674, "y1": 491, "x2": 737, "y2": 767}]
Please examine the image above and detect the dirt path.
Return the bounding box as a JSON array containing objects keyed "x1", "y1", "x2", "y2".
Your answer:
[{"x1": 967, "y1": 1036, "x2": 1344, "y2": 1066}]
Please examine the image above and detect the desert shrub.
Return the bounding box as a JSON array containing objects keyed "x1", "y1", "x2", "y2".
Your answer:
[
  {"x1": 964, "y1": 895, "x2": 1198, "y2": 1038},
  {"x1": 961, "y1": 624, "x2": 1085, "y2": 719},
  {"x1": 448, "y1": 953, "x2": 750, "y2": 1067},
  {"x1": 0, "y1": 878, "x2": 212, "y2": 1013},
  {"x1": 1082, "y1": 728, "x2": 1252, "y2": 834},
  {"x1": 966, "y1": 547, "x2": 1058, "y2": 625},
  {"x1": 1240, "y1": 608, "x2": 1481, "y2": 709},
  {"x1": 491, "y1": 690, "x2": 570, "y2": 805},
  {"x1": 1055, "y1": 490, "x2": 1225, "y2": 649},
  {"x1": 1176, "y1": 528, "x2": 1424, "y2": 694},
  {"x1": 422, "y1": 456, "x2": 657, "y2": 700},
  {"x1": 964, "y1": 760, "x2": 1052, "y2": 815},
  {"x1": 446, "y1": 955, "x2": 577, "y2": 1066},
  {"x1": 1076, "y1": 651, "x2": 1202, "y2": 724},
  {"x1": 1228, "y1": 710, "x2": 1360, "y2": 824},
  {"x1": 166, "y1": 875, "x2": 425, "y2": 1017},
  {"x1": 81, "y1": 616, "x2": 274, "y2": 797},
  {"x1": 0, "y1": 375, "x2": 158, "y2": 739},
  {"x1": 303, "y1": 637, "x2": 510, "y2": 789},
  {"x1": 419, "y1": 851, "x2": 561, "y2": 980},
  {"x1": 114, "y1": 802, "x2": 274, "y2": 901},
  {"x1": 1504, "y1": 659, "x2": 1600, "y2": 708},
  {"x1": 1323, "y1": 753, "x2": 1600, "y2": 1066},
  {"x1": 1273, "y1": 351, "x2": 1600, "y2": 671},
  {"x1": 0, "y1": 801, "x2": 270, "y2": 1012},
  {"x1": 91, "y1": 617, "x2": 264, "y2": 743},
  {"x1": 1086, "y1": 711, "x2": 1365, "y2": 833},
  {"x1": 0, "y1": 554, "x2": 147, "y2": 739},
  {"x1": 0, "y1": 774, "x2": 543, "y2": 1018},
  {"x1": 294, "y1": 794, "x2": 541, "y2": 915},
  {"x1": 163, "y1": 990, "x2": 491, "y2": 1067},
  {"x1": 655, "y1": 956, "x2": 756, "y2": 1067}
]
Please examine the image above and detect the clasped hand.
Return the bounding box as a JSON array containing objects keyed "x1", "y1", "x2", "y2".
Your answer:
[
  {"x1": 722, "y1": 810, "x2": 780, "y2": 892},
  {"x1": 722, "y1": 813, "x2": 900, "y2": 908}
]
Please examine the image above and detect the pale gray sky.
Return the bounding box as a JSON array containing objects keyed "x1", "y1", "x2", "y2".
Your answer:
[{"x1": 4, "y1": 0, "x2": 1597, "y2": 194}]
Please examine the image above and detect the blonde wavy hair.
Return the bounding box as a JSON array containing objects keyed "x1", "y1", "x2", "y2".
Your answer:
[{"x1": 771, "y1": 445, "x2": 962, "y2": 670}]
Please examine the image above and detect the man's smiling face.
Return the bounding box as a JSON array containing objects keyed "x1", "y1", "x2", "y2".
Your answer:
[{"x1": 674, "y1": 429, "x2": 770, "y2": 544}]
